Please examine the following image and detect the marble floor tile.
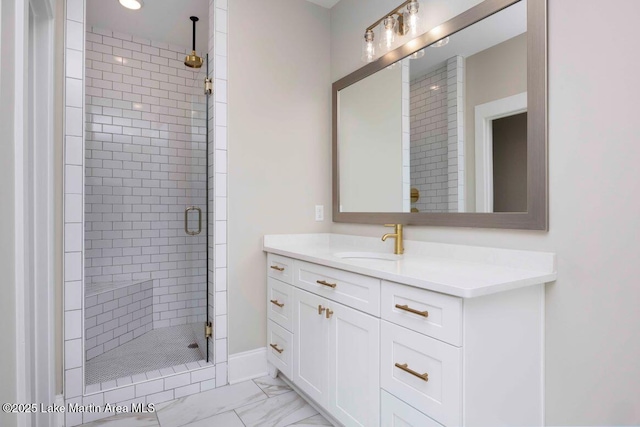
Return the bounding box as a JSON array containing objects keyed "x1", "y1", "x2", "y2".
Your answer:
[
  {"x1": 156, "y1": 380, "x2": 267, "y2": 427},
  {"x1": 182, "y1": 411, "x2": 244, "y2": 427},
  {"x1": 253, "y1": 375, "x2": 292, "y2": 398},
  {"x1": 235, "y1": 391, "x2": 318, "y2": 427},
  {"x1": 80, "y1": 413, "x2": 159, "y2": 427},
  {"x1": 287, "y1": 414, "x2": 333, "y2": 426}
]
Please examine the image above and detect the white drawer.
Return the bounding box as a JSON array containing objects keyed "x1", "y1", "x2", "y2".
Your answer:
[
  {"x1": 267, "y1": 254, "x2": 294, "y2": 285},
  {"x1": 294, "y1": 260, "x2": 380, "y2": 316},
  {"x1": 267, "y1": 320, "x2": 293, "y2": 379},
  {"x1": 381, "y1": 281, "x2": 462, "y2": 346},
  {"x1": 267, "y1": 277, "x2": 293, "y2": 331},
  {"x1": 381, "y1": 321, "x2": 461, "y2": 427},
  {"x1": 381, "y1": 390, "x2": 443, "y2": 427}
]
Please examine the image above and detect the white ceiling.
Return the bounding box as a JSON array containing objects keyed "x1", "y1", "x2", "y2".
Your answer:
[
  {"x1": 87, "y1": 0, "x2": 209, "y2": 51},
  {"x1": 409, "y1": 0, "x2": 527, "y2": 80},
  {"x1": 305, "y1": 0, "x2": 341, "y2": 9}
]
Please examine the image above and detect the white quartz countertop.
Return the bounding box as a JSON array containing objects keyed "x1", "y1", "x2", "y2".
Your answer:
[{"x1": 263, "y1": 234, "x2": 557, "y2": 298}]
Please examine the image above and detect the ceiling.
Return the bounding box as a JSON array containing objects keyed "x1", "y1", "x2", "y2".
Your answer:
[
  {"x1": 409, "y1": 0, "x2": 527, "y2": 80},
  {"x1": 305, "y1": 0, "x2": 341, "y2": 8},
  {"x1": 87, "y1": 0, "x2": 209, "y2": 51}
]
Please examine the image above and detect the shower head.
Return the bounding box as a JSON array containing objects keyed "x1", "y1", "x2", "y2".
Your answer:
[
  {"x1": 184, "y1": 16, "x2": 203, "y2": 69},
  {"x1": 185, "y1": 51, "x2": 203, "y2": 69}
]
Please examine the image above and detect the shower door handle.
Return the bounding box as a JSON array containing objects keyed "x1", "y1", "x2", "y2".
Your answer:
[{"x1": 185, "y1": 206, "x2": 202, "y2": 236}]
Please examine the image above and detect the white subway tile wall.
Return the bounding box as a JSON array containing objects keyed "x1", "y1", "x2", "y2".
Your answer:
[
  {"x1": 210, "y1": 0, "x2": 229, "y2": 376},
  {"x1": 84, "y1": 26, "x2": 208, "y2": 331},
  {"x1": 63, "y1": 0, "x2": 228, "y2": 425},
  {"x1": 409, "y1": 57, "x2": 464, "y2": 213},
  {"x1": 410, "y1": 64, "x2": 449, "y2": 212}
]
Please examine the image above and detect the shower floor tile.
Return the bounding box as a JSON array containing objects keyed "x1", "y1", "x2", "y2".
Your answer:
[{"x1": 86, "y1": 324, "x2": 206, "y2": 386}]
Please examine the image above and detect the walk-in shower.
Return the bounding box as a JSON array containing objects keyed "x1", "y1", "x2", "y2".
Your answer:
[{"x1": 83, "y1": 2, "x2": 212, "y2": 389}]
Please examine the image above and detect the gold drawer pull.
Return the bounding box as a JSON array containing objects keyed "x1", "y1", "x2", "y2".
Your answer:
[
  {"x1": 317, "y1": 280, "x2": 337, "y2": 289},
  {"x1": 395, "y1": 363, "x2": 429, "y2": 382},
  {"x1": 270, "y1": 343, "x2": 284, "y2": 354},
  {"x1": 270, "y1": 299, "x2": 284, "y2": 308},
  {"x1": 270, "y1": 265, "x2": 285, "y2": 272},
  {"x1": 318, "y1": 305, "x2": 326, "y2": 315},
  {"x1": 395, "y1": 304, "x2": 429, "y2": 318}
]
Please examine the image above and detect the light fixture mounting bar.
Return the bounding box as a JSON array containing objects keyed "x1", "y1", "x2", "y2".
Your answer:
[{"x1": 366, "y1": 0, "x2": 413, "y2": 32}]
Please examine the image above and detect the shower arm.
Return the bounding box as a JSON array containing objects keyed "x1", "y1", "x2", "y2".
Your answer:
[{"x1": 192, "y1": 18, "x2": 197, "y2": 51}]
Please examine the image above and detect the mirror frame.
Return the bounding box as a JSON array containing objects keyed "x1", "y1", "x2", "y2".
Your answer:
[{"x1": 332, "y1": 0, "x2": 547, "y2": 230}]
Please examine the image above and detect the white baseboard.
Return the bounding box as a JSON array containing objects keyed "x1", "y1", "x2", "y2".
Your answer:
[
  {"x1": 228, "y1": 347, "x2": 267, "y2": 384},
  {"x1": 55, "y1": 394, "x2": 65, "y2": 427}
]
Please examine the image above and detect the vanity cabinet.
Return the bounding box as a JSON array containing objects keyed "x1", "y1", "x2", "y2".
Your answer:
[
  {"x1": 292, "y1": 286, "x2": 380, "y2": 427},
  {"x1": 268, "y1": 255, "x2": 380, "y2": 427},
  {"x1": 265, "y1": 249, "x2": 548, "y2": 427}
]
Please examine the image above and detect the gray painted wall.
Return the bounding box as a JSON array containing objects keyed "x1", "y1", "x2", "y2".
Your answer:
[{"x1": 228, "y1": 0, "x2": 332, "y2": 354}]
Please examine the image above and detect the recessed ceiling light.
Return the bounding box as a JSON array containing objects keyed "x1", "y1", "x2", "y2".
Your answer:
[{"x1": 119, "y1": 0, "x2": 143, "y2": 10}]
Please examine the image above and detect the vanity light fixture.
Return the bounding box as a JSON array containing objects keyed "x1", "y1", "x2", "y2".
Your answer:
[
  {"x1": 118, "y1": 0, "x2": 143, "y2": 10},
  {"x1": 361, "y1": 0, "x2": 422, "y2": 62}
]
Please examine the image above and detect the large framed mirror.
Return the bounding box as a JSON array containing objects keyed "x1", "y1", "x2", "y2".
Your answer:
[{"x1": 332, "y1": 0, "x2": 547, "y2": 229}]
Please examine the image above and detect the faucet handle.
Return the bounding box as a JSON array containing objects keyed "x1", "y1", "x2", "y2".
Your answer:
[{"x1": 384, "y1": 224, "x2": 403, "y2": 231}]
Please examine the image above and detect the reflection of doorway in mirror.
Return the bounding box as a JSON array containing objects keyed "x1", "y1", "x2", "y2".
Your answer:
[
  {"x1": 493, "y1": 113, "x2": 527, "y2": 212},
  {"x1": 474, "y1": 92, "x2": 527, "y2": 212}
]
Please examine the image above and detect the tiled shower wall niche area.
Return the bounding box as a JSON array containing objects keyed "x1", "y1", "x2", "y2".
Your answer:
[
  {"x1": 85, "y1": 280, "x2": 153, "y2": 360},
  {"x1": 410, "y1": 56, "x2": 464, "y2": 213},
  {"x1": 84, "y1": 27, "x2": 208, "y2": 339}
]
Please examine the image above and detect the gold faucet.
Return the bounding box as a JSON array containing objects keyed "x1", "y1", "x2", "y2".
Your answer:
[{"x1": 382, "y1": 224, "x2": 404, "y2": 255}]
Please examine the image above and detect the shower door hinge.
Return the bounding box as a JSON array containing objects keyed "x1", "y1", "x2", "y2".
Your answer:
[
  {"x1": 205, "y1": 322, "x2": 213, "y2": 339},
  {"x1": 204, "y1": 77, "x2": 213, "y2": 95}
]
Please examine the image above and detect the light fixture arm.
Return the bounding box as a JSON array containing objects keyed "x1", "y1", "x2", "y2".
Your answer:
[{"x1": 366, "y1": 0, "x2": 413, "y2": 32}]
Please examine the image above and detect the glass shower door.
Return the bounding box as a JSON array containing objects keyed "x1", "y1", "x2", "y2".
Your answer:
[{"x1": 83, "y1": 29, "x2": 211, "y2": 385}]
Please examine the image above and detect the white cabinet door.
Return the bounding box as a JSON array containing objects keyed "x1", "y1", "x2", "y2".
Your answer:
[
  {"x1": 328, "y1": 302, "x2": 380, "y2": 427},
  {"x1": 293, "y1": 288, "x2": 329, "y2": 407}
]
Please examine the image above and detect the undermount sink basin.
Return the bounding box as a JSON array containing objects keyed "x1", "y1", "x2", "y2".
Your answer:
[{"x1": 333, "y1": 252, "x2": 402, "y2": 262}]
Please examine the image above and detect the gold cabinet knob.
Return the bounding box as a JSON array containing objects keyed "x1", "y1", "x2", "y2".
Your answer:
[
  {"x1": 326, "y1": 308, "x2": 334, "y2": 319},
  {"x1": 318, "y1": 305, "x2": 326, "y2": 315}
]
